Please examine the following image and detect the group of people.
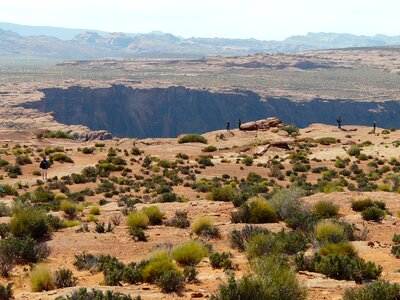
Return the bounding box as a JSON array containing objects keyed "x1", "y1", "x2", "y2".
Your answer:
[
  {"x1": 226, "y1": 119, "x2": 241, "y2": 132},
  {"x1": 337, "y1": 116, "x2": 377, "y2": 133}
]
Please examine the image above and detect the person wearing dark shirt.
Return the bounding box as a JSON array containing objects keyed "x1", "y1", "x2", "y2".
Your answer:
[{"x1": 39, "y1": 157, "x2": 49, "y2": 180}]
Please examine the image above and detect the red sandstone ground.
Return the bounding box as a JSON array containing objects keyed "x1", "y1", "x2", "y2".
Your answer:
[{"x1": 0, "y1": 124, "x2": 400, "y2": 299}]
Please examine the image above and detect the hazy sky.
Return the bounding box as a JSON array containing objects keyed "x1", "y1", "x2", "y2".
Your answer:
[{"x1": 1, "y1": 0, "x2": 399, "y2": 40}]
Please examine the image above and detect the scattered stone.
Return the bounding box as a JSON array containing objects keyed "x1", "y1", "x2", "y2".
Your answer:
[{"x1": 191, "y1": 292, "x2": 204, "y2": 298}]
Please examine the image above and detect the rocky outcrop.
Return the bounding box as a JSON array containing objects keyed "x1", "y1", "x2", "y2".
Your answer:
[
  {"x1": 240, "y1": 117, "x2": 283, "y2": 131},
  {"x1": 69, "y1": 129, "x2": 113, "y2": 141}
]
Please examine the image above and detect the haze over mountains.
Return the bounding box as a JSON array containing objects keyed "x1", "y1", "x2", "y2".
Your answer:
[{"x1": 1, "y1": 22, "x2": 400, "y2": 59}]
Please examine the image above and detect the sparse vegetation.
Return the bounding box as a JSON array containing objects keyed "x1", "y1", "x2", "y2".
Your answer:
[
  {"x1": 191, "y1": 217, "x2": 220, "y2": 238},
  {"x1": 127, "y1": 212, "x2": 149, "y2": 229},
  {"x1": 172, "y1": 240, "x2": 208, "y2": 266},
  {"x1": 178, "y1": 134, "x2": 207, "y2": 144},
  {"x1": 30, "y1": 265, "x2": 55, "y2": 292}
]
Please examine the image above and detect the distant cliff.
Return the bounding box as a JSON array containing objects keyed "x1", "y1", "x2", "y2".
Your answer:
[
  {"x1": 22, "y1": 85, "x2": 400, "y2": 138},
  {"x1": 2, "y1": 21, "x2": 400, "y2": 58}
]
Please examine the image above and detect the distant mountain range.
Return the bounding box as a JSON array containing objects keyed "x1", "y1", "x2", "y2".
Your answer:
[{"x1": 1, "y1": 22, "x2": 400, "y2": 59}]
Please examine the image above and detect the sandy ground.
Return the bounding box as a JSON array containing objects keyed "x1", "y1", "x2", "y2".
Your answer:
[{"x1": 1, "y1": 124, "x2": 400, "y2": 299}]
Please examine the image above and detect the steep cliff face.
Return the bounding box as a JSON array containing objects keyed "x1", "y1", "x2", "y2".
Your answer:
[
  {"x1": 22, "y1": 85, "x2": 400, "y2": 138},
  {"x1": 24, "y1": 86, "x2": 266, "y2": 138}
]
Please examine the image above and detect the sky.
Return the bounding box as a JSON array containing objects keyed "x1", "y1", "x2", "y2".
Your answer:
[{"x1": 0, "y1": 0, "x2": 399, "y2": 40}]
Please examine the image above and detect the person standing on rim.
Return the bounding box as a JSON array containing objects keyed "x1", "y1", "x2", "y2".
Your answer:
[
  {"x1": 238, "y1": 119, "x2": 242, "y2": 130},
  {"x1": 226, "y1": 121, "x2": 230, "y2": 132},
  {"x1": 373, "y1": 121, "x2": 376, "y2": 134},
  {"x1": 336, "y1": 116, "x2": 342, "y2": 129},
  {"x1": 39, "y1": 157, "x2": 49, "y2": 181}
]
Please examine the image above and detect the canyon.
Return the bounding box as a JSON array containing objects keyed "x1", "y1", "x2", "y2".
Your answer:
[{"x1": 21, "y1": 85, "x2": 400, "y2": 138}]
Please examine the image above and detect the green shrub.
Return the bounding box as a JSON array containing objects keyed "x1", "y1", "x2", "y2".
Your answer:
[
  {"x1": 56, "y1": 288, "x2": 137, "y2": 300},
  {"x1": 142, "y1": 251, "x2": 178, "y2": 283},
  {"x1": 202, "y1": 145, "x2": 217, "y2": 152},
  {"x1": 142, "y1": 206, "x2": 164, "y2": 225},
  {"x1": 313, "y1": 200, "x2": 339, "y2": 218},
  {"x1": 0, "y1": 203, "x2": 11, "y2": 217},
  {"x1": 172, "y1": 240, "x2": 208, "y2": 266},
  {"x1": 315, "y1": 254, "x2": 382, "y2": 282},
  {"x1": 16, "y1": 155, "x2": 32, "y2": 165},
  {"x1": 4, "y1": 164, "x2": 22, "y2": 177},
  {"x1": 131, "y1": 147, "x2": 142, "y2": 155},
  {"x1": 54, "y1": 268, "x2": 77, "y2": 288},
  {"x1": 100, "y1": 256, "x2": 125, "y2": 286},
  {"x1": 156, "y1": 269, "x2": 184, "y2": 293},
  {"x1": 393, "y1": 234, "x2": 400, "y2": 244},
  {"x1": 351, "y1": 198, "x2": 375, "y2": 211},
  {"x1": 0, "y1": 184, "x2": 18, "y2": 196},
  {"x1": 245, "y1": 230, "x2": 308, "y2": 260},
  {"x1": 281, "y1": 124, "x2": 299, "y2": 136},
  {"x1": 183, "y1": 265, "x2": 198, "y2": 283},
  {"x1": 211, "y1": 255, "x2": 306, "y2": 300},
  {"x1": 270, "y1": 187, "x2": 304, "y2": 221},
  {"x1": 191, "y1": 217, "x2": 220, "y2": 238},
  {"x1": 82, "y1": 147, "x2": 95, "y2": 154},
  {"x1": 167, "y1": 211, "x2": 190, "y2": 228},
  {"x1": 0, "y1": 283, "x2": 13, "y2": 300},
  {"x1": 43, "y1": 131, "x2": 74, "y2": 139},
  {"x1": 95, "y1": 222, "x2": 106, "y2": 233},
  {"x1": 208, "y1": 186, "x2": 240, "y2": 202},
  {"x1": 10, "y1": 208, "x2": 49, "y2": 239},
  {"x1": 60, "y1": 200, "x2": 77, "y2": 218},
  {"x1": 231, "y1": 197, "x2": 278, "y2": 224},
  {"x1": 196, "y1": 155, "x2": 214, "y2": 167},
  {"x1": 361, "y1": 207, "x2": 385, "y2": 221},
  {"x1": 209, "y1": 252, "x2": 233, "y2": 270},
  {"x1": 391, "y1": 245, "x2": 400, "y2": 258},
  {"x1": 74, "y1": 252, "x2": 99, "y2": 270},
  {"x1": 129, "y1": 227, "x2": 147, "y2": 241},
  {"x1": 51, "y1": 153, "x2": 74, "y2": 163},
  {"x1": 319, "y1": 242, "x2": 357, "y2": 257},
  {"x1": 159, "y1": 192, "x2": 179, "y2": 203},
  {"x1": 241, "y1": 156, "x2": 253, "y2": 166},
  {"x1": 127, "y1": 212, "x2": 149, "y2": 229},
  {"x1": 0, "y1": 236, "x2": 50, "y2": 276},
  {"x1": 54, "y1": 193, "x2": 67, "y2": 201},
  {"x1": 347, "y1": 145, "x2": 361, "y2": 156},
  {"x1": 317, "y1": 137, "x2": 338, "y2": 145},
  {"x1": 61, "y1": 220, "x2": 81, "y2": 228},
  {"x1": 315, "y1": 220, "x2": 347, "y2": 244},
  {"x1": 30, "y1": 265, "x2": 55, "y2": 292},
  {"x1": 229, "y1": 225, "x2": 270, "y2": 252},
  {"x1": 344, "y1": 280, "x2": 400, "y2": 300},
  {"x1": 122, "y1": 261, "x2": 147, "y2": 284},
  {"x1": 178, "y1": 134, "x2": 207, "y2": 144},
  {"x1": 89, "y1": 206, "x2": 100, "y2": 215}
]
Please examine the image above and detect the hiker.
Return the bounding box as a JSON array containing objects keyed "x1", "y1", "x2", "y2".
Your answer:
[
  {"x1": 373, "y1": 121, "x2": 376, "y2": 134},
  {"x1": 238, "y1": 119, "x2": 242, "y2": 130},
  {"x1": 336, "y1": 116, "x2": 342, "y2": 129},
  {"x1": 39, "y1": 157, "x2": 49, "y2": 180},
  {"x1": 226, "y1": 121, "x2": 230, "y2": 132}
]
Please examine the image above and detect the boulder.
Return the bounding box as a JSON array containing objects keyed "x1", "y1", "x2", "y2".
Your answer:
[
  {"x1": 255, "y1": 141, "x2": 291, "y2": 156},
  {"x1": 71, "y1": 130, "x2": 113, "y2": 141},
  {"x1": 240, "y1": 117, "x2": 283, "y2": 131}
]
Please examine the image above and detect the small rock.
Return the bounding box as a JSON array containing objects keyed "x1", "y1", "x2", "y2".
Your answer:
[{"x1": 191, "y1": 292, "x2": 204, "y2": 298}]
